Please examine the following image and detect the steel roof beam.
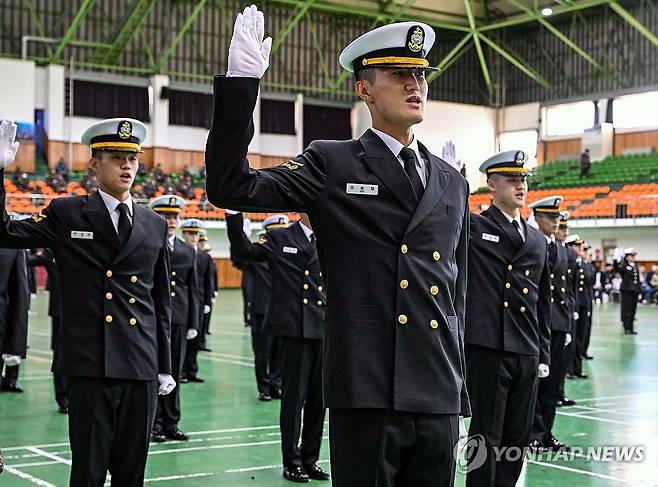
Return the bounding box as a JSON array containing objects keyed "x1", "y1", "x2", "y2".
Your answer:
[
  {"x1": 50, "y1": 0, "x2": 97, "y2": 63},
  {"x1": 609, "y1": 0, "x2": 658, "y2": 48},
  {"x1": 156, "y1": 0, "x2": 208, "y2": 73},
  {"x1": 464, "y1": 0, "x2": 493, "y2": 94}
]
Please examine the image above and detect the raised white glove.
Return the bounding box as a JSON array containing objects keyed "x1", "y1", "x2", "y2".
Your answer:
[
  {"x1": 538, "y1": 363, "x2": 550, "y2": 378},
  {"x1": 226, "y1": 5, "x2": 272, "y2": 79},
  {"x1": 0, "y1": 120, "x2": 20, "y2": 169},
  {"x1": 1, "y1": 354, "x2": 21, "y2": 366},
  {"x1": 441, "y1": 140, "x2": 460, "y2": 169},
  {"x1": 573, "y1": 311, "x2": 579, "y2": 320},
  {"x1": 225, "y1": 209, "x2": 240, "y2": 216},
  {"x1": 565, "y1": 333, "x2": 572, "y2": 346},
  {"x1": 203, "y1": 304, "x2": 211, "y2": 314},
  {"x1": 157, "y1": 373, "x2": 176, "y2": 396},
  {"x1": 186, "y1": 328, "x2": 198, "y2": 340}
]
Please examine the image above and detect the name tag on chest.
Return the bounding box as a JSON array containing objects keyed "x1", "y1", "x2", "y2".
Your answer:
[
  {"x1": 71, "y1": 230, "x2": 94, "y2": 240},
  {"x1": 283, "y1": 246, "x2": 298, "y2": 254},
  {"x1": 481, "y1": 232, "x2": 500, "y2": 243},
  {"x1": 346, "y1": 183, "x2": 378, "y2": 195}
]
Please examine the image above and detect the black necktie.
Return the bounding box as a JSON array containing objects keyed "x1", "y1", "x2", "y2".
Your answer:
[
  {"x1": 548, "y1": 240, "x2": 557, "y2": 265},
  {"x1": 399, "y1": 148, "x2": 424, "y2": 201},
  {"x1": 117, "y1": 202, "x2": 132, "y2": 246},
  {"x1": 511, "y1": 219, "x2": 524, "y2": 241},
  {"x1": 310, "y1": 234, "x2": 315, "y2": 245}
]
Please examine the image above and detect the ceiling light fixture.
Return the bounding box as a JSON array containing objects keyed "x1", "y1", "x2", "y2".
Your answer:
[{"x1": 541, "y1": 7, "x2": 553, "y2": 15}]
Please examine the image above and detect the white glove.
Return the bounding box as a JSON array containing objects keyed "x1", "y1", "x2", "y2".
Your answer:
[
  {"x1": 226, "y1": 5, "x2": 272, "y2": 79},
  {"x1": 0, "y1": 120, "x2": 20, "y2": 169},
  {"x1": 225, "y1": 209, "x2": 240, "y2": 216},
  {"x1": 1, "y1": 354, "x2": 21, "y2": 366},
  {"x1": 214, "y1": 291, "x2": 219, "y2": 298},
  {"x1": 186, "y1": 328, "x2": 198, "y2": 340},
  {"x1": 565, "y1": 333, "x2": 572, "y2": 346},
  {"x1": 157, "y1": 374, "x2": 176, "y2": 396},
  {"x1": 538, "y1": 363, "x2": 550, "y2": 378},
  {"x1": 203, "y1": 304, "x2": 211, "y2": 314},
  {"x1": 30, "y1": 293, "x2": 37, "y2": 301},
  {"x1": 573, "y1": 311, "x2": 579, "y2": 320},
  {"x1": 441, "y1": 140, "x2": 460, "y2": 169}
]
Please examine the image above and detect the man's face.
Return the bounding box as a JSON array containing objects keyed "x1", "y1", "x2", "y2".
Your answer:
[
  {"x1": 90, "y1": 151, "x2": 138, "y2": 196},
  {"x1": 488, "y1": 174, "x2": 527, "y2": 209},
  {"x1": 555, "y1": 227, "x2": 568, "y2": 242},
  {"x1": 164, "y1": 214, "x2": 180, "y2": 237},
  {"x1": 626, "y1": 253, "x2": 636, "y2": 262},
  {"x1": 357, "y1": 69, "x2": 428, "y2": 129},
  {"x1": 183, "y1": 232, "x2": 200, "y2": 247},
  {"x1": 535, "y1": 213, "x2": 559, "y2": 236}
]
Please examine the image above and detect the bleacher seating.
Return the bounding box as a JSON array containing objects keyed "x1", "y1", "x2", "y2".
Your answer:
[{"x1": 529, "y1": 153, "x2": 658, "y2": 188}]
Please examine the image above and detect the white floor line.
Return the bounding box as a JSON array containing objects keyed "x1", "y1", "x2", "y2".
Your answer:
[
  {"x1": 224, "y1": 459, "x2": 330, "y2": 474},
  {"x1": 211, "y1": 352, "x2": 254, "y2": 361},
  {"x1": 143, "y1": 472, "x2": 218, "y2": 483},
  {"x1": 27, "y1": 446, "x2": 72, "y2": 466},
  {"x1": 9, "y1": 460, "x2": 60, "y2": 468},
  {"x1": 527, "y1": 459, "x2": 635, "y2": 484},
  {"x1": 572, "y1": 392, "x2": 656, "y2": 402},
  {"x1": 571, "y1": 405, "x2": 647, "y2": 417},
  {"x1": 149, "y1": 436, "x2": 329, "y2": 457},
  {"x1": 3, "y1": 466, "x2": 57, "y2": 487},
  {"x1": 556, "y1": 411, "x2": 633, "y2": 425},
  {"x1": 198, "y1": 355, "x2": 254, "y2": 367},
  {"x1": 19, "y1": 375, "x2": 55, "y2": 381}
]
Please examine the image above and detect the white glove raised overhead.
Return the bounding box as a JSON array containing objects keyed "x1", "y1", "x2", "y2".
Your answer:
[
  {"x1": 186, "y1": 328, "x2": 198, "y2": 340},
  {"x1": 158, "y1": 374, "x2": 176, "y2": 395},
  {"x1": 1, "y1": 354, "x2": 21, "y2": 366},
  {"x1": 538, "y1": 363, "x2": 550, "y2": 378},
  {"x1": 565, "y1": 333, "x2": 572, "y2": 346},
  {"x1": 203, "y1": 304, "x2": 211, "y2": 315},
  {"x1": 0, "y1": 120, "x2": 20, "y2": 169},
  {"x1": 226, "y1": 5, "x2": 272, "y2": 79}
]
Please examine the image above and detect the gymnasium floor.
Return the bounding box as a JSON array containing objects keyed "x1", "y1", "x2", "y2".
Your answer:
[{"x1": 1, "y1": 290, "x2": 657, "y2": 486}]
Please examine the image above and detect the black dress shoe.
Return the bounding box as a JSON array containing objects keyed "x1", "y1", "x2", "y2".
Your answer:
[
  {"x1": 560, "y1": 396, "x2": 577, "y2": 406},
  {"x1": 180, "y1": 376, "x2": 189, "y2": 383},
  {"x1": 583, "y1": 354, "x2": 594, "y2": 360},
  {"x1": 566, "y1": 374, "x2": 577, "y2": 380},
  {"x1": 576, "y1": 373, "x2": 588, "y2": 379},
  {"x1": 528, "y1": 439, "x2": 547, "y2": 452},
  {"x1": 199, "y1": 347, "x2": 212, "y2": 352},
  {"x1": 187, "y1": 376, "x2": 204, "y2": 383},
  {"x1": 629, "y1": 331, "x2": 638, "y2": 335},
  {"x1": 0, "y1": 384, "x2": 23, "y2": 393},
  {"x1": 556, "y1": 399, "x2": 563, "y2": 407},
  {"x1": 545, "y1": 436, "x2": 570, "y2": 451},
  {"x1": 303, "y1": 463, "x2": 329, "y2": 480},
  {"x1": 283, "y1": 466, "x2": 309, "y2": 483},
  {"x1": 151, "y1": 430, "x2": 167, "y2": 443},
  {"x1": 270, "y1": 389, "x2": 282, "y2": 400},
  {"x1": 258, "y1": 392, "x2": 272, "y2": 401},
  {"x1": 164, "y1": 428, "x2": 189, "y2": 441},
  {"x1": 58, "y1": 406, "x2": 69, "y2": 414}
]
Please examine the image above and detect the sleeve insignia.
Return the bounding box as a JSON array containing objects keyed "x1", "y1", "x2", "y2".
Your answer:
[
  {"x1": 31, "y1": 211, "x2": 47, "y2": 223},
  {"x1": 278, "y1": 159, "x2": 304, "y2": 171},
  {"x1": 258, "y1": 235, "x2": 268, "y2": 244}
]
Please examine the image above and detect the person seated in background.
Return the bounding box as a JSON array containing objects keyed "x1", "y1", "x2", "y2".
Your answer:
[
  {"x1": 54, "y1": 157, "x2": 69, "y2": 181},
  {"x1": 137, "y1": 161, "x2": 149, "y2": 177},
  {"x1": 45, "y1": 168, "x2": 66, "y2": 193},
  {"x1": 13, "y1": 167, "x2": 30, "y2": 191},
  {"x1": 641, "y1": 264, "x2": 658, "y2": 304},
  {"x1": 151, "y1": 162, "x2": 165, "y2": 184}
]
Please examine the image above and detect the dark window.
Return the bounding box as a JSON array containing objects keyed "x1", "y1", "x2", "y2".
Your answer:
[
  {"x1": 303, "y1": 104, "x2": 351, "y2": 148},
  {"x1": 69, "y1": 80, "x2": 150, "y2": 122},
  {"x1": 168, "y1": 89, "x2": 214, "y2": 128},
  {"x1": 260, "y1": 99, "x2": 295, "y2": 135}
]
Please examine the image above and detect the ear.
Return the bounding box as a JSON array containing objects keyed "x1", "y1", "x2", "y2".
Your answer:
[
  {"x1": 486, "y1": 176, "x2": 496, "y2": 193},
  {"x1": 355, "y1": 80, "x2": 371, "y2": 102},
  {"x1": 89, "y1": 157, "x2": 99, "y2": 173}
]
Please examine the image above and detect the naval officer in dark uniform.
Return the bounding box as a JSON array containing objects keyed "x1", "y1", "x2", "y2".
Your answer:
[
  {"x1": 615, "y1": 247, "x2": 641, "y2": 335},
  {"x1": 565, "y1": 236, "x2": 592, "y2": 379},
  {"x1": 198, "y1": 228, "x2": 218, "y2": 347},
  {"x1": 205, "y1": 7, "x2": 469, "y2": 486},
  {"x1": 465, "y1": 150, "x2": 551, "y2": 487},
  {"x1": 0, "y1": 118, "x2": 174, "y2": 487},
  {"x1": 227, "y1": 211, "x2": 328, "y2": 483},
  {"x1": 528, "y1": 196, "x2": 571, "y2": 452},
  {"x1": 149, "y1": 196, "x2": 199, "y2": 442}
]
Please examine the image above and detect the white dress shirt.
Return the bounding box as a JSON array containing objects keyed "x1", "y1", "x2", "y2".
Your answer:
[
  {"x1": 98, "y1": 189, "x2": 133, "y2": 234},
  {"x1": 496, "y1": 206, "x2": 525, "y2": 242},
  {"x1": 167, "y1": 234, "x2": 176, "y2": 251},
  {"x1": 370, "y1": 127, "x2": 427, "y2": 187},
  {"x1": 299, "y1": 221, "x2": 314, "y2": 242}
]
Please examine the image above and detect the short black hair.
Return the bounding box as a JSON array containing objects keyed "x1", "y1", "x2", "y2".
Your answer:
[
  {"x1": 91, "y1": 149, "x2": 103, "y2": 159},
  {"x1": 355, "y1": 68, "x2": 376, "y2": 83}
]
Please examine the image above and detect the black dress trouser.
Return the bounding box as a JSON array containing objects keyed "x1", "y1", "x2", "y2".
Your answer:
[
  {"x1": 466, "y1": 345, "x2": 539, "y2": 487},
  {"x1": 279, "y1": 336, "x2": 325, "y2": 469},
  {"x1": 155, "y1": 323, "x2": 187, "y2": 432},
  {"x1": 251, "y1": 313, "x2": 281, "y2": 395},
  {"x1": 531, "y1": 330, "x2": 566, "y2": 442},
  {"x1": 621, "y1": 291, "x2": 639, "y2": 332},
  {"x1": 52, "y1": 317, "x2": 69, "y2": 408},
  {"x1": 67, "y1": 377, "x2": 158, "y2": 487},
  {"x1": 329, "y1": 408, "x2": 458, "y2": 487}
]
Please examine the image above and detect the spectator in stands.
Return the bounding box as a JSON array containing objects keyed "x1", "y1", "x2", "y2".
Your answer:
[
  {"x1": 54, "y1": 157, "x2": 69, "y2": 182},
  {"x1": 460, "y1": 163, "x2": 466, "y2": 178},
  {"x1": 142, "y1": 177, "x2": 157, "y2": 198},
  {"x1": 642, "y1": 265, "x2": 658, "y2": 304},
  {"x1": 12, "y1": 166, "x2": 30, "y2": 191},
  {"x1": 45, "y1": 168, "x2": 66, "y2": 193},
  {"x1": 580, "y1": 149, "x2": 591, "y2": 178},
  {"x1": 152, "y1": 162, "x2": 165, "y2": 184},
  {"x1": 137, "y1": 161, "x2": 149, "y2": 178}
]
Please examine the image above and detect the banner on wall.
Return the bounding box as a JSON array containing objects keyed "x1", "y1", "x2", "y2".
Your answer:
[{"x1": 0, "y1": 119, "x2": 34, "y2": 140}]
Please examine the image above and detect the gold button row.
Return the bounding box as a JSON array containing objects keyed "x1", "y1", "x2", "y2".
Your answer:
[{"x1": 105, "y1": 315, "x2": 138, "y2": 325}]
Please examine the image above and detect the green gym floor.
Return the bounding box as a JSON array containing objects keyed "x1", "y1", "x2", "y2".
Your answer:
[{"x1": 1, "y1": 291, "x2": 657, "y2": 486}]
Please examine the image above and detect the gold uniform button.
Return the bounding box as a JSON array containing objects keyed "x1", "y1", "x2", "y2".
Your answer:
[
  {"x1": 505, "y1": 283, "x2": 511, "y2": 289},
  {"x1": 523, "y1": 287, "x2": 529, "y2": 294},
  {"x1": 317, "y1": 300, "x2": 323, "y2": 306},
  {"x1": 561, "y1": 287, "x2": 566, "y2": 293},
  {"x1": 430, "y1": 319, "x2": 439, "y2": 329},
  {"x1": 579, "y1": 281, "x2": 584, "y2": 285},
  {"x1": 318, "y1": 286, "x2": 323, "y2": 292},
  {"x1": 562, "y1": 275, "x2": 566, "y2": 281},
  {"x1": 305, "y1": 270, "x2": 310, "y2": 276},
  {"x1": 430, "y1": 285, "x2": 439, "y2": 295},
  {"x1": 398, "y1": 314, "x2": 407, "y2": 325},
  {"x1": 106, "y1": 292, "x2": 113, "y2": 300},
  {"x1": 401, "y1": 244, "x2": 408, "y2": 254},
  {"x1": 303, "y1": 284, "x2": 309, "y2": 290},
  {"x1": 579, "y1": 287, "x2": 583, "y2": 291},
  {"x1": 172, "y1": 271, "x2": 177, "y2": 276},
  {"x1": 551, "y1": 298, "x2": 554, "y2": 303},
  {"x1": 504, "y1": 301, "x2": 509, "y2": 308},
  {"x1": 130, "y1": 275, "x2": 138, "y2": 283},
  {"x1": 129, "y1": 297, "x2": 136, "y2": 304},
  {"x1": 400, "y1": 279, "x2": 409, "y2": 289},
  {"x1": 433, "y1": 251, "x2": 441, "y2": 261},
  {"x1": 171, "y1": 281, "x2": 176, "y2": 286},
  {"x1": 550, "y1": 285, "x2": 555, "y2": 291},
  {"x1": 568, "y1": 269, "x2": 572, "y2": 274},
  {"x1": 129, "y1": 318, "x2": 137, "y2": 326},
  {"x1": 520, "y1": 306, "x2": 526, "y2": 313},
  {"x1": 303, "y1": 298, "x2": 309, "y2": 305},
  {"x1": 525, "y1": 270, "x2": 530, "y2": 276},
  {"x1": 171, "y1": 292, "x2": 176, "y2": 297},
  {"x1": 550, "y1": 273, "x2": 555, "y2": 279},
  {"x1": 507, "y1": 265, "x2": 513, "y2": 271},
  {"x1": 560, "y1": 300, "x2": 565, "y2": 305},
  {"x1": 106, "y1": 270, "x2": 113, "y2": 278},
  {"x1": 105, "y1": 315, "x2": 113, "y2": 323}
]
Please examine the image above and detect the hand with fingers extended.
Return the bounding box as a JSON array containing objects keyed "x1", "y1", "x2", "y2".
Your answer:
[
  {"x1": 0, "y1": 120, "x2": 20, "y2": 169},
  {"x1": 226, "y1": 4, "x2": 272, "y2": 79}
]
